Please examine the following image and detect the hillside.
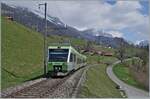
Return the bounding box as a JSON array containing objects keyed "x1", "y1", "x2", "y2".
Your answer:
[
  {"x1": 2, "y1": 16, "x2": 123, "y2": 97},
  {"x1": 2, "y1": 3, "x2": 130, "y2": 48},
  {"x1": 1, "y1": 3, "x2": 81, "y2": 38},
  {"x1": 1, "y1": 17, "x2": 89, "y2": 89},
  {"x1": 1, "y1": 17, "x2": 44, "y2": 89}
]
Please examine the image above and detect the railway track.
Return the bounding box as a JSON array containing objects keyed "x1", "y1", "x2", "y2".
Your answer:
[
  {"x1": 2, "y1": 67, "x2": 85, "y2": 98},
  {"x1": 3, "y1": 76, "x2": 70, "y2": 98}
]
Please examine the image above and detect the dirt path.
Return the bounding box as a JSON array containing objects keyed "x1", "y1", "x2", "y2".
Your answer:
[{"x1": 106, "y1": 61, "x2": 149, "y2": 98}]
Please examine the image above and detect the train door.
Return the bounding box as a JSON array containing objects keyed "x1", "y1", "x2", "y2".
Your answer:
[{"x1": 68, "y1": 53, "x2": 73, "y2": 71}]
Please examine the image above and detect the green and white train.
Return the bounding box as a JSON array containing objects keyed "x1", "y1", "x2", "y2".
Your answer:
[{"x1": 47, "y1": 45, "x2": 87, "y2": 76}]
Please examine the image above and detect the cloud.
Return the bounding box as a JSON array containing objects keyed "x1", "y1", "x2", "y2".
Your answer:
[
  {"x1": 135, "y1": 40, "x2": 143, "y2": 45},
  {"x1": 135, "y1": 39, "x2": 149, "y2": 45},
  {"x1": 44, "y1": 0, "x2": 148, "y2": 39},
  {"x1": 3, "y1": 0, "x2": 149, "y2": 41},
  {"x1": 106, "y1": 31, "x2": 123, "y2": 38}
]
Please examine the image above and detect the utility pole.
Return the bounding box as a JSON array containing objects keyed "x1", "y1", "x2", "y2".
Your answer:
[{"x1": 38, "y1": 3, "x2": 47, "y2": 77}]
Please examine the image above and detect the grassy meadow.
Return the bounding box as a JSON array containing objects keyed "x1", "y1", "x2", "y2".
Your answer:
[
  {"x1": 113, "y1": 59, "x2": 148, "y2": 91},
  {"x1": 2, "y1": 16, "x2": 123, "y2": 98},
  {"x1": 1, "y1": 17, "x2": 44, "y2": 89},
  {"x1": 1, "y1": 17, "x2": 87, "y2": 89},
  {"x1": 79, "y1": 55, "x2": 122, "y2": 98}
]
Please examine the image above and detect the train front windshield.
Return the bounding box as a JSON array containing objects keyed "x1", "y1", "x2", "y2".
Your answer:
[{"x1": 49, "y1": 49, "x2": 69, "y2": 62}]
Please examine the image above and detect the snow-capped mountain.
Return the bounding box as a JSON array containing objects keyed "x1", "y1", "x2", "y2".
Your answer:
[
  {"x1": 81, "y1": 28, "x2": 112, "y2": 38},
  {"x1": 137, "y1": 40, "x2": 149, "y2": 47},
  {"x1": 1, "y1": 3, "x2": 130, "y2": 48},
  {"x1": 33, "y1": 10, "x2": 66, "y2": 27},
  {"x1": 93, "y1": 30, "x2": 113, "y2": 38},
  {"x1": 1, "y1": 3, "x2": 81, "y2": 38},
  {"x1": 80, "y1": 28, "x2": 129, "y2": 48}
]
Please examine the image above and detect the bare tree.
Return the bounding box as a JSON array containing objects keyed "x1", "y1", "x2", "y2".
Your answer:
[
  {"x1": 85, "y1": 41, "x2": 93, "y2": 51},
  {"x1": 115, "y1": 39, "x2": 126, "y2": 63},
  {"x1": 135, "y1": 47, "x2": 149, "y2": 72}
]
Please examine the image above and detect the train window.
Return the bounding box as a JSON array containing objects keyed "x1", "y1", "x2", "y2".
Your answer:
[{"x1": 49, "y1": 49, "x2": 69, "y2": 62}]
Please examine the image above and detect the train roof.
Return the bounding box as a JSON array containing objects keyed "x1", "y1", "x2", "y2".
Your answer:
[
  {"x1": 70, "y1": 46, "x2": 86, "y2": 59},
  {"x1": 48, "y1": 43, "x2": 70, "y2": 48}
]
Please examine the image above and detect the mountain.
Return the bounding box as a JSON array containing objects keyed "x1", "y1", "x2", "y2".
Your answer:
[
  {"x1": 80, "y1": 29, "x2": 96, "y2": 41},
  {"x1": 1, "y1": 3, "x2": 81, "y2": 38},
  {"x1": 80, "y1": 29, "x2": 129, "y2": 48},
  {"x1": 94, "y1": 30, "x2": 113, "y2": 38},
  {"x1": 1, "y1": 3, "x2": 129, "y2": 48},
  {"x1": 138, "y1": 40, "x2": 149, "y2": 47},
  {"x1": 95, "y1": 36, "x2": 129, "y2": 48},
  {"x1": 33, "y1": 10, "x2": 66, "y2": 27},
  {"x1": 80, "y1": 28, "x2": 112, "y2": 40},
  {"x1": 1, "y1": 15, "x2": 89, "y2": 89}
]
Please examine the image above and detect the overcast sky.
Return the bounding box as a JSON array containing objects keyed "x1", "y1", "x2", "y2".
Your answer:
[{"x1": 2, "y1": 0, "x2": 149, "y2": 43}]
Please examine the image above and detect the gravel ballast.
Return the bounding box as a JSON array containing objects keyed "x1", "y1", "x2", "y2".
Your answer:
[
  {"x1": 1, "y1": 78, "x2": 46, "y2": 97},
  {"x1": 1, "y1": 66, "x2": 88, "y2": 98}
]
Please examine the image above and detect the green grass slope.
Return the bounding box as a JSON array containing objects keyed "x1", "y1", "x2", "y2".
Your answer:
[
  {"x1": 1, "y1": 17, "x2": 122, "y2": 98},
  {"x1": 113, "y1": 60, "x2": 147, "y2": 91},
  {"x1": 1, "y1": 17, "x2": 44, "y2": 89},
  {"x1": 1, "y1": 17, "x2": 88, "y2": 89},
  {"x1": 79, "y1": 55, "x2": 122, "y2": 98},
  {"x1": 79, "y1": 64, "x2": 122, "y2": 98}
]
